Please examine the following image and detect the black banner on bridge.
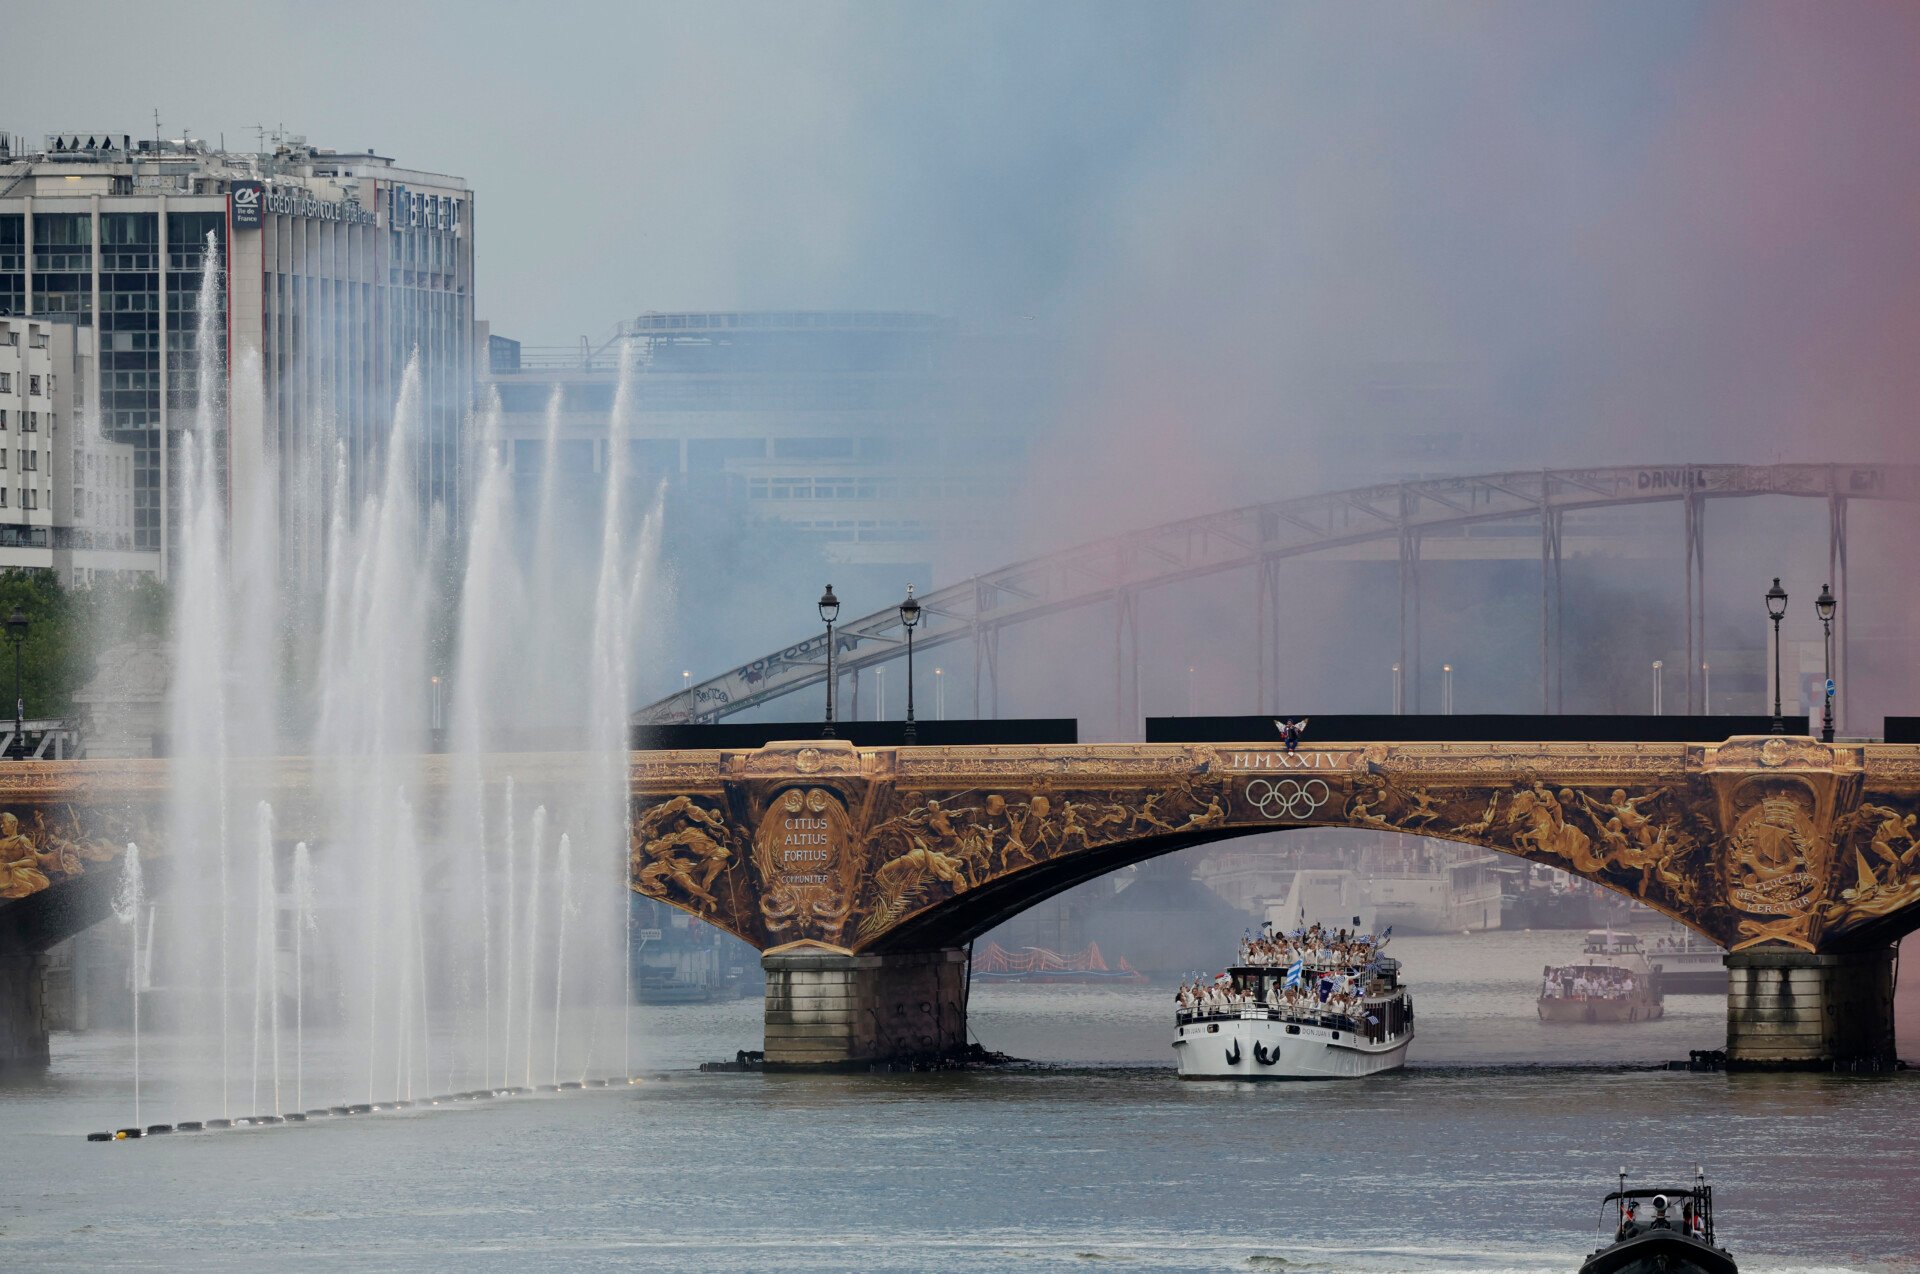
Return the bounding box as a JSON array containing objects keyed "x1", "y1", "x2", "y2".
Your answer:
[
  {"x1": 1146, "y1": 714, "x2": 1808, "y2": 744},
  {"x1": 634, "y1": 719, "x2": 1079, "y2": 751},
  {"x1": 1886, "y1": 718, "x2": 1920, "y2": 744}
]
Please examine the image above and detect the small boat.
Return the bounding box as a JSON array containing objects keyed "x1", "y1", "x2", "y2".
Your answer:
[
  {"x1": 1647, "y1": 928, "x2": 1726, "y2": 995},
  {"x1": 1581, "y1": 1168, "x2": 1737, "y2": 1274},
  {"x1": 1539, "y1": 930, "x2": 1664, "y2": 1023},
  {"x1": 1172, "y1": 925, "x2": 1412, "y2": 1080}
]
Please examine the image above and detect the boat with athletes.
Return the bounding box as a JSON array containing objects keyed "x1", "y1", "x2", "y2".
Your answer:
[
  {"x1": 1539, "y1": 930, "x2": 1664, "y2": 1023},
  {"x1": 1580, "y1": 1168, "x2": 1737, "y2": 1274},
  {"x1": 1172, "y1": 923, "x2": 1412, "y2": 1080}
]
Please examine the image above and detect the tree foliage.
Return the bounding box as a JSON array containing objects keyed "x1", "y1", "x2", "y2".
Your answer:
[{"x1": 0, "y1": 571, "x2": 170, "y2": 720}]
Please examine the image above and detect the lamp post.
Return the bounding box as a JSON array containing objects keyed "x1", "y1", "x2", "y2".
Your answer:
[
  {"x1": 818, "y1": 585, "x2": 839, "y2": 738},
  {"x1": 1392, "y1": 663, "x2": 1402, "y2": 715},
  {"x1": 4, "y1": 609, "x2": 25, "y2": 757},
  {"x1": 875, "y1": 667, "x2": 885, "y2": 720},
  {"x1": 899, "y1": 584, "x2": 921, "y2": 744},
  {"x1": 1815, "y1": 583, "x2": 1836, "y2": 743},
  {"x1": 934, "y1": 667, "x2": 945, "y2": 720},
  {"x1": 1651, "y1": 661, "x2": 1663, "y2": 716},
  {"x1": 1702, "y1": 661, "x2": 1710, "y2": 715},
  {"x1": 1442, "y1": 663, "x2": 1454, "y2": 715},
  {"x1": 1765, "y1": 578, "x2": 1788, "y2": 734}
]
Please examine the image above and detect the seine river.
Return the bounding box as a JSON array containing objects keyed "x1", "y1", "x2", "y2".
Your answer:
[{"x1": 3, "y1": 930, "x2": 1916, "y2": 1272}]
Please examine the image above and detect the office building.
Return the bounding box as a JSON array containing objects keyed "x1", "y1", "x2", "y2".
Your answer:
[{"x1": 0, "y1": 129, "x2": 475, "y2": 571}]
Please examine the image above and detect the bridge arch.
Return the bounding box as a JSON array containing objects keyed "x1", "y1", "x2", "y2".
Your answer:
[{"x1": 629, "y1": 735, "x2": 1920, "y2": 962}]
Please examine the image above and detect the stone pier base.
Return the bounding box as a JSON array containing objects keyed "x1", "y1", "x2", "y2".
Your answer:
[
  {"x1": 0, "y1": 953, "x2": 49, "y2": 1074},
  {"x1": 762, "y1": 947, "x2": 969, "y2": 1071},
  {"x1": 1726, "y1": 945, "x2": 1897, "y2": 1069}
]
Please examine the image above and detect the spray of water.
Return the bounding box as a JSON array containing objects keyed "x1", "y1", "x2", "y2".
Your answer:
[
  {"x1": 148, "y1": 242, "x2": 658, "y2": 1119},
  {"x1": 112, "y1": 845, "x2": 143, "y2": 1129}
]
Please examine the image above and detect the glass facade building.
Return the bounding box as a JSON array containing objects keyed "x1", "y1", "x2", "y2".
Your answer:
[{"x1": 0, "y1": 133, "x2": 474, "y2": 573}]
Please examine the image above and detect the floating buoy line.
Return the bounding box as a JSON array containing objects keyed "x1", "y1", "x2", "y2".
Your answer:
[{"x1": 86, "y1": 1075, "x2": 659, "y2": 1141}]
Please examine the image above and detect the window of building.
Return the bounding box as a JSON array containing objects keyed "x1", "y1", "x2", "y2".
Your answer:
[
  {"x1": 0, "y1": 373, "x2": 10, "y2": 392},
  {"x1": 22, "y1": 489, "x2": 35, "y2": 511},
  {"x1": 26, "y1": 376, "x2": 39, "y2": 397},
  {"x1": 0, "y1": 488, "x2": 8, "y2": 508},
  {"x1": 0, "y1": 410, "x2": 6, "y2": 430},
  {"x1": 0, "y1": 449, "x2": 9, "y2": 469},
  {"x1": 21, "y1": 450, "x2": 34, "y2": 472},
  {"x1": 23, "y1": 413, "x2": 35, "y2": 433}
]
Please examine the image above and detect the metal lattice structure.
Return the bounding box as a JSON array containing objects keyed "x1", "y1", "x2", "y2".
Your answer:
[{"x1": 639, "y1": 462, "x2": 1919, "y2": 729}]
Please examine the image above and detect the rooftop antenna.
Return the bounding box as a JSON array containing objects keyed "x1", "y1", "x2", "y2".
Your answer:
[{"x1": 152, "y1": 108, "x2": 161, "y2": 151}]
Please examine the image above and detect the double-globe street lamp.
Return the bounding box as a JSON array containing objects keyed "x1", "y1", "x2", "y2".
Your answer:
[
  {"x1": 1815, "y1": 582, "x2": 1837, "y2": 743},
  {"x1": 900, "y1": 585, "x2": 921, "y2": 743},
  {"x1": 1765, "y1": 578, "x2": 1788, "y2": 734},
  {"x1": 819, "y1": 584, "x2": 840, "y2": 739}
]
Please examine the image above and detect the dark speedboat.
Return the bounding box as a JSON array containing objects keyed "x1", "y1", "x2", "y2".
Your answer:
[{"x1": 1580, "y1": 1169, "x2": 1737, "y2": 1274}]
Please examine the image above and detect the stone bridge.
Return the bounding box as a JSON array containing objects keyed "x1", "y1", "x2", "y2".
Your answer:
[{"x1": 5, "y1": 734, "x2": 1920, "y2": 1070}]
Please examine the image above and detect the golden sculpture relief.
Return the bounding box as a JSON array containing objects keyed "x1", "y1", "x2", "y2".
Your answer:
[
  {"x1": 0, "y1": 806, "x2": 142, "y2": 901},
  {"x1": 5, "y1": 738, "x2": 1920, "y2": 958},
  {"x1": 751, "y1": 786, "x2": 862, "y2": 946},
  {"x1": 630, "y1": 795, "x2": 738, "y2": 918}
]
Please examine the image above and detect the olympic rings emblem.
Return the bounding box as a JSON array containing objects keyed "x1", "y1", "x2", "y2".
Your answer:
[{"x1": 1245, "y1": 778, "x2": 1330, "y2": 820}]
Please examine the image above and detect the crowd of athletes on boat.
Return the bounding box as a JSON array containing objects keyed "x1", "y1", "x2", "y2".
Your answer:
[
  {"x1": 1175, "y1": 922, "x2": 1394, "y2": 1022},
  {"x1": 1540, "y1": 966, "x2": 1645, "y2": 1001}
]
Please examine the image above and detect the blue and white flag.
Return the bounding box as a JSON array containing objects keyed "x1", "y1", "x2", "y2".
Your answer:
[{"x1": 1284, "y1": 960, "x2": 1304, "y2": 989}]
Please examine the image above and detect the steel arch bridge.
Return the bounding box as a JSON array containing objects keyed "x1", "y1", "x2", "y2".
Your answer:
[{"x1": 639, "y1": 462, "x2": 1919, "y2": 731}]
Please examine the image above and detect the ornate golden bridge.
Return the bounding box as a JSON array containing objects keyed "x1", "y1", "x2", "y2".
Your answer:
[{"x1": 4, "y1": 734, "x2": 1917, "y2": 1070}]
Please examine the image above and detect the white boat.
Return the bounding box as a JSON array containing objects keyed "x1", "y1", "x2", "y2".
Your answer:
[
  {"x1": 1173, "y1": 944, "x2": 1413, "y2": 1080},
  {"x1": 1647, "y1": 928, "x2": 1726, "y2": 995}
]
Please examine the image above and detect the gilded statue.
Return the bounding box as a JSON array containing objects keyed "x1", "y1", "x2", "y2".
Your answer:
[{"x1": 0, "y1": 812, "x2": 49, "y2": 900}]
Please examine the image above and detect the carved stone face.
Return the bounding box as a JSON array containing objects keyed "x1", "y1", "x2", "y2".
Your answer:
[{"x1": 0, "y1": 813, "x2": 16, "y2": 837}]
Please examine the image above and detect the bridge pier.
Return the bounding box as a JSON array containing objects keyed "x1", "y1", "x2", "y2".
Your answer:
[
  {"x1": 761, "y1": 947, "x2": 969, "y2": 1071},
  {"x1": 0, "y1": 953, "x2": 49, "y2": 1073},
  {"x1": 1725, "y1": 945, "x2": 1897, "y2": 1070}
]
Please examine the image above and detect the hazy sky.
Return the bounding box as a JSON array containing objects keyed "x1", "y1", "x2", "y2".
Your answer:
[{"x1": 11, "y1": 2, "x2": 1919, "y2": 508}]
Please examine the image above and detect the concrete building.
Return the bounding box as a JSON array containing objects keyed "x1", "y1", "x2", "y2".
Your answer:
[
  {"x1": 483, "y1": 311, "x2": 1045, "y2": 574},
  {"x1": 0, "y1": 129, "x2": 475, "y2": 572},
  {"x1": 0, "y1": 315, "x2": 146, "y2": 584}
]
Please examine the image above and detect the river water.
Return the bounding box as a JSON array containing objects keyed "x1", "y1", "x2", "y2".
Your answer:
[{"x1": 4, "y1": 930, "x2": 1916, "y2": 1272}]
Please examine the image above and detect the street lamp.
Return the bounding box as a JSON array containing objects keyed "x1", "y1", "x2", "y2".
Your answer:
[
  {"x1": 4, "y1": 609, "x2": 26, "y2": 756},
  {"x1": 1392, "y1": 663, "x2": 1403, "y2": 715},
  {"x1": 818, "y1": 585, "x2": 839, "y2": 738},
  {"x1": 1765, "y1": 577, "x2": 1788, "y2": 734},
  {"x1": 1702, "y1": 661, "x2": 1710, "y2": 715},
  {"x1": 934, "y1": 667, "x2": 945, "y2": 721},
  {"x1": 1651, "y1": 661, "x2": 1663, "y2": 716},
  {"x1": 1442, "y1": 663, "x2": 1454, "y2": 715},
  {"x1": 899, "y1": 584, "x2": 921, "y2": 743},
  {"x1": 1815, "y1": 583, "x2": 1836, "y2": 743}
]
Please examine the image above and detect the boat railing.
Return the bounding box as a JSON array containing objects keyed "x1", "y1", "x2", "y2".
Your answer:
[{"x1": 1175, "y1": 1004, "x2": 1398, "y2": 1038}]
